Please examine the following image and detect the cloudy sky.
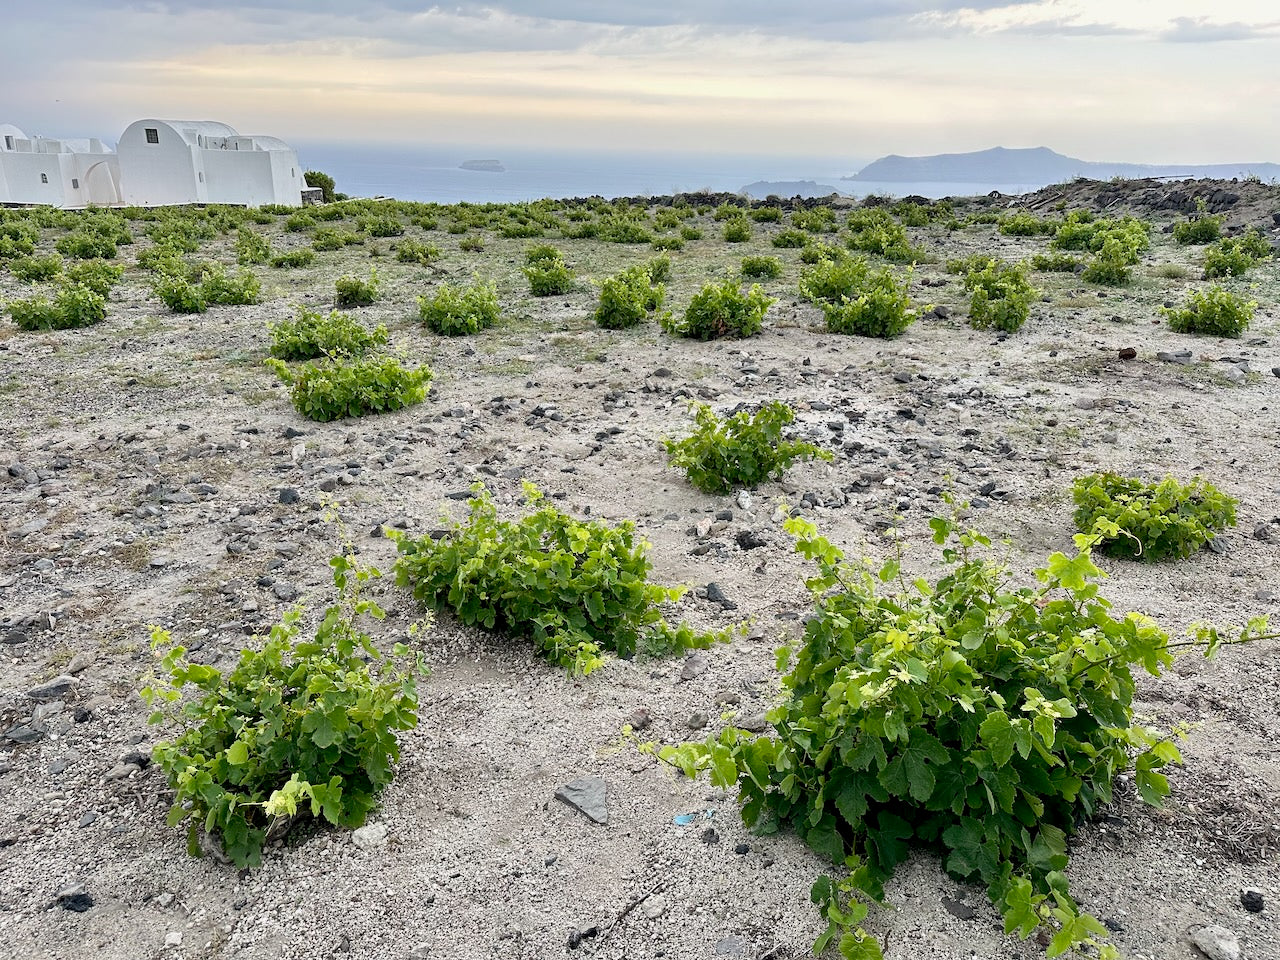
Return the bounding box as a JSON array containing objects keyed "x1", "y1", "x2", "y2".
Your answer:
[{"x1": 2, "y1": 1, "x2": 1277, "y2": 164}]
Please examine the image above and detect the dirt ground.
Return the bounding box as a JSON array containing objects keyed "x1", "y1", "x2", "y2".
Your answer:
[{"x1": 1, "y1": 179, "x2": 1278, "y2": 960}]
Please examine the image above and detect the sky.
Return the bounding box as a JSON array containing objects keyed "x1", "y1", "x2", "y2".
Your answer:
[{"x1": 2, "y1": 1, "x2": 1278, "y2": 166}]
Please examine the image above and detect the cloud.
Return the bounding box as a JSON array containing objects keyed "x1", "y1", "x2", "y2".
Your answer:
[{"x1": 1162, "y1": 17, "x2": 1278, "y2": 43}]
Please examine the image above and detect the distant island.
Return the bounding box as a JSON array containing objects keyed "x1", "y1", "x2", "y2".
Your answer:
[
  {"x1": 848, "y1": 146, "x2": 1280, "y2": 184},
  {"x1": 459, "y1": 159, "x2": 505, "y2": 173},
  {"x1": 740, "y1": 180, "x2": 846, "y2": 199}
]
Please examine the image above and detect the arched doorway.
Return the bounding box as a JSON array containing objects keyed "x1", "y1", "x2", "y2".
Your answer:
[{"x1": 83, "y1": 160, "x2": 121, "y2": 206}]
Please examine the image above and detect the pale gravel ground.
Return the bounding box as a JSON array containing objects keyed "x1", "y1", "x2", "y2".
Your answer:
[{"x1": 1, "y1": 182, "x2": 1278, "y2": 960}]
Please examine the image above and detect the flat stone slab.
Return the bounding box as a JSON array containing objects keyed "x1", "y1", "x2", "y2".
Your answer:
[{"x1": 555, "y1": 776, "x2": 608, "y2": 825}]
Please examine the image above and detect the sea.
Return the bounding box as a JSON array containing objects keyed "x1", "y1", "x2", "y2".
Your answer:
[{"x1": 293, "y1": 142, "x2": 1043, "y2": 205}]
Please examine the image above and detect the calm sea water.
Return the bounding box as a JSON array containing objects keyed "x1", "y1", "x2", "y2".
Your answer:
[{"x1": 293, "y1": 142, "x2": 1040, "y2": 204}]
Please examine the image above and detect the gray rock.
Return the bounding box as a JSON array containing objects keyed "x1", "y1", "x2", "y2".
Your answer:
[
  {"x1": 352, "y1": 822, "x2": 388, "y2": 849},
  {"x1": 714, "y1": 935, "x2": 747, "y2": 956},
  {"x1": 705, "y1": 582, "x2": 736, "y2": 610},
  {"x1": 628, "y1": 708, "x2": 652, "y2": 731},
  {"x1": 737, "y1": 713, "x2": 769, "y2": 733},
  {"x1": 272, "y1": 582, "x2": 299, "y2": 602},
  {"x1": 735, "y1": 529, "x2": 767, "y2": 550},
  {"x1": 4, "y1": 723, "x2": 45, "y2": 744},
  {"x1": 679, "y1": 655, "x2": 709, "y2": 681},
  {"x1": 277, "y1": 487, "x2": 300, "y2": 504},
  {"x1": 686, "y1": 712, "x2": 708, "y2": 730},
  {"x1": 1157, "y1": 350, "x2": 1194, "y2": 365},
  {"x1": 66, "y1": 653, "x2": 94, "y2": 675},
  {"x1": 714, "y1": 688, "x2": 741, "y2": 707},
  {"x1": 942, "y1": 897, "x2": 977, "y2": 920},
  {"x1": 1240, "y1": 888, "x2": 1264, "y2": 913},
  {"x1": 28, "y1": 675, "x2": 77, "y2": 702},
  {"x1": 555, "y1": 777, "x2": 608, "y2": 825},
  {"x1": 1191, "y1": 924, "x2": 1241, "y2": 960},
  {"x1": 54, "y1": 881, "x2": 94, "y2": 912},
  {"x1": 641, "y1": 893, "x2": 667, "y2": 919},
  {"x1": 105, "y1": 762, "x2": 141, "y2": 780},
  {"x1": 2, "y1": 629, "x2": 28, "y2": 645}
]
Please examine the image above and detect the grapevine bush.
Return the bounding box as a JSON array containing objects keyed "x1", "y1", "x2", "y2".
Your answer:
[
  {"x1": 266, "y1": 354, "x2": 433, "y2": 421},
  {"x1": 396, "y1": 239, "x2": 440, "y2": 265},
  {"x1": 845, "y1": 208, "x2": 922, "y2": 263},
  {"x1": 8, "y1": 284, "x2": 107, "y2": 331},
  {"x1": 1171, "y1": 203, "x2": 1222, "y2": 245},
  {"x1": 142, "y1": 552, "x2": 423, "y2": 868},
  {"x1": 389, "y1": 482, "x2": 728, "y2": 675},
  {"x1": 11, "y1": 254, "x2": 63, "y2": 283},
  {"x1": 658, "y1": 512, "x2": 1271, "y2": 960},
  {"x1": 66, "y1": 259, "x2": 124, "y2": 297},
  {"x1": 963, "y1": 262, "x2": 1036, "y2": 333},
  {"x1": 268, "y1": 307, "x2": 390, "y2": 361},
  {"x1": 663, "y1": 280, "x2": 773, "y2": 340},
  {"x1": 1202, "y1": 231, "x2": 1272, "y2": 279},
  {"x1": 800, "y1": 258, "x2": 916, "y2": 339},
  {"x1": 522, "y1": 245, "x2": 575, "y2": 296},
  {"x1": 271, "y1": 249, "x2": 316, "y2": 269},
  {"x1": 335, "y1": 270, "x2": 380, "y2": 307},
  {"x1": 1072, "y1": 473, "x2": 1237, "y2": 561},
  {"x1": 418, "y1": 279, "x2": 501, "y2": 335},
  {"x1": 594, "y1": 265, "x2": 666, "y2": 330},
  {"x1": 1162, "y1": 286, "x2": 1255, "y2": 337},
  {"x1": 663, "y1": 402, "x2": 832, "y2": 494},
  {"x1": 741, "y1": 255, "x2": 783, "y2": 279},
  {"x1": 236, "y1": 227, "x2": 272, "y2": 265}
]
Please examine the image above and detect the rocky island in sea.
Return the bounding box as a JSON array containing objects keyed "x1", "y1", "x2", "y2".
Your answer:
[{"x1": 459, "y1": 159, "x2": 505, "y2": 173}]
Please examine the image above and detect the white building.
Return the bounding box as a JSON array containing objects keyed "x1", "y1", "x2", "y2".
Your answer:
[
  {"x1": 116, "y1": 119, "x2": 307, "y2": 208},
  {"x1": 0, "y1": 123, "x2": 122, "y2": 207},
  {"x1": 0, "y1": 118, "x2": 309, "y2": 209}
]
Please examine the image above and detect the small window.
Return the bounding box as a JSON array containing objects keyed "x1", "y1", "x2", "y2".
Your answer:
[
  {"x1": 40, "y1": 173, "x2": 48, "y2": 183},
  {"x1": 145, "y1": 127, "x2": 159, "y2": 144},
  {"x1": 71, "y1": 178, "x2": 80, "y2": 189},
  {"x1": 291, "y1": 168, "x2": 295, "y2": 177},
  {"x1": 198, "y1": 172, "x2": 204, "y2": 182},
  {"x1": 3, "y1": 136, "x2": 12, "y2": 150}
]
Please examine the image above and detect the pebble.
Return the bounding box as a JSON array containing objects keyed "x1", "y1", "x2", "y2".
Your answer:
[
  {"x1": 737, "y1": 714, "x2": 769, "y2": 733},
  {"x1": 1240, "y1": 888, "x2": 1264, "y2": 913},
  {"x1": 705, "y1": 582, "x2": 736, "y2": 610},
  {"x1": 714, "y1": 935, "x2": 746, "y2": 956},
  {"x1": 352, "y1": 822, "x2": 388, "y2": 850},
  {"x1": 1118, "y1": 347, "x2": 1137, "y2": 360},
  {"x1": 1157, "y1": 350, "x2": 1194, "y2": 365},
  {"x1": 164, "y1": 931, "x2": 183, "y2": 949},
  {"x1": 628, "y1": 708, "x2": 652, "y2": 731},
  {"x1": 686, "y1": 712, "x2": 708, "y2": 730},
  {"x1": 679, "y1": 655, "x2": 709, "y2": 681},
  {"x1": 1190, "y1": 924, "x2": 1240, "y2": 960},
  {"x1": 65, "y1": 653, "x2": 94, "y2": 675},
  {"x1": 641, "y1": 894, "x2": 667, "y2": 919}
]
